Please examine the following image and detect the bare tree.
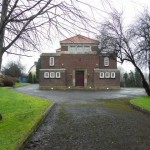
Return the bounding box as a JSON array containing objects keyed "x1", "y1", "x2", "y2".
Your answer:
[
  {"x1": 98, "y1": 11, "x2": 150, "y2": 96},
  {"x1": 130, "y1": 10, "x2": 150, "y2": 84},
  {"x1": 0, "y1": 0, "x2": 101, "y2": 71}
]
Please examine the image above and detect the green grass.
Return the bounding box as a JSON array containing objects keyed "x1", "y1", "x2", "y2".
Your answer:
[
  {"x1": 130, "y1": 96, "x2": 150, "y2": 111},
  {"x1": 14, "y1": 82, "x2": 30, "y2": 88},
  {"x1": 0, "y1": 88, "x2": 54, "y2": 150}
]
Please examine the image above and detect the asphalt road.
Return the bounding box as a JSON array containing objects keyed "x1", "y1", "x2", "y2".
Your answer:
[
  {"x1": 13, "y1": 85, "x2": 150, "y2": 150},
  {"x1": 14, "y1": 84, "x2": 146, "y2": 104}
]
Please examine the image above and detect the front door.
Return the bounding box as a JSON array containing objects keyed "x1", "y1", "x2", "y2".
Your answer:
[{"x1": 75, "y1": 71, "x2": 84, "y2": 86}]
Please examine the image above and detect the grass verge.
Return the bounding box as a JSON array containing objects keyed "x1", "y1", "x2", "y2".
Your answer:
[
  {"x1": 130, "y1": 96, "x2": 150, "y2": 111},
  {"x1": 0, "y1": 87, "x2": 54, "y2": 150},
  {"x1": 14, "y1": 82, "x2": 30, "y2": 88}
]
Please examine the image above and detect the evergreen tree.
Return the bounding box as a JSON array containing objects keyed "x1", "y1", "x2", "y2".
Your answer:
[
  {"x1": 134, "y1": 68, "x2": 142, "y2": 87},
  {"x1": 36, "y1": 58, "x2": 41, "y2": 83},
  {"x1": 128, "y1": 71, "x2": 135, "y2": 87},
  {"x1": 123, "y1": 72, "x2": 129, "y2": 87},
  {"x1": 27, "y1": 72, "x2": 33, "y2": 83}
]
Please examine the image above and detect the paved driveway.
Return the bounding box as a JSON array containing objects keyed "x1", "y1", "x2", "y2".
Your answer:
[
  {"x1": 14, "y1": 84, "x2": 146, "y2": 103},
  {"x1": 14, "y1": 85, "x2": 150, "y2": 150}
]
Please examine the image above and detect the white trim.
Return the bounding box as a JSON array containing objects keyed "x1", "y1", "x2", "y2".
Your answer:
[
  {"x1": 105, "y1": 72, "x2": 110, "y2": 78},
  {"x1": 50, "y1": 72, "x2": 55, "y2": 78},
  {"x1": 40, "y1": 69, "x2": 66, "y2": 71},
  {"x1": 94, "y1": 68, "x2": 119, "y2": 72},
  {"x1": 99, "y1": 72, "x2": 104, "y2": 78},
  {"x1": 49, "y1": 57, "x2": 54, "y2": 66},
  {"x1": 56, "y1": 72, "x2": 61, "y2": 78},
  {"x1": 44, "y1": 72, "x2": 49, "y2": 78},
  {"x1": 111, "y1": 72, "x2": 116, "y2": 78}
]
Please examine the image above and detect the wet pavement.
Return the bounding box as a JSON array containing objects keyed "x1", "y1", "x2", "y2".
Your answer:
[
  {"x1": 14, "y1": 84, "x2": 146, "y2": 104},
  {"x1": 13, "y1": 85, "x2": 150, "y2": 150}
]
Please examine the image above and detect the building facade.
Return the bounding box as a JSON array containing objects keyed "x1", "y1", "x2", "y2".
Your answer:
[{"x1": 39, "y1": 35, "x2": 120, "y2": 89}]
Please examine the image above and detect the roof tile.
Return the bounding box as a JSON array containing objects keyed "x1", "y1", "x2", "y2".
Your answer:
[{"x1": 60, "y1": 35, "x2": 99, "y2": 44}]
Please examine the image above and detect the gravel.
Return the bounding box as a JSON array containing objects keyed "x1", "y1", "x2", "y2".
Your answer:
[{"x1": 24, "y1": 99, "x2": 150, "y2": 150}]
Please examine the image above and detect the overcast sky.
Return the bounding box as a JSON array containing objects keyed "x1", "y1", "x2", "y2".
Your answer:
[{"x1": 2, "y1": 0, "x2": 150, "y2": 73}]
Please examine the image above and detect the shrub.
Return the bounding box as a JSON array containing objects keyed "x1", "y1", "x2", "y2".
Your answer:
[{"x1": 3, "y1": 78, "x2": 14, "y2": 87}]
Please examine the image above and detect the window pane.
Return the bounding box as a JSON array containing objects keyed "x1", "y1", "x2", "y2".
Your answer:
[
  {"x1": 49, "y1": 57, "x2": 54, "y2": 66},
  {"x1": 104, "y1": 57, "x2": 109, "y2": 66},
  {"x1": 99, "y1": 72, "x2": 104, "y2": 78},
  {"x1": 105, "y1": 72, "x2": 110, "y2": 78},
  {"x1": 44, "y1": 72, "x2": 49, "y2": 78},
  {"x1": 56, "y1": 72, "x2": 61, "y2": 78},
  {"x1": 111, "y1": 72, "x2": 116, "y2": 78},
  {"x1": 50, "y1": 72, "x2": 55, "y2": 78}
]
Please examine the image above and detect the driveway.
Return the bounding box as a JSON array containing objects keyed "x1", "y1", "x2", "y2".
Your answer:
[
  {"x1": 14, "y1": 84, "x2": 146, "y2": 103},
  {"x1": 13, "y1": 85, "x2": 150, "y2": 150}
]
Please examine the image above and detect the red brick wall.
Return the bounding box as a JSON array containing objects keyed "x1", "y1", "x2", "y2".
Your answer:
[
  {"x1": 94, "y1": 71, "x2": 120, "y2": 87},
  {"x1": 40, "y1": 53, "x2": 120, "y2": 88},
  {"x1": 99, "y1": 56, "x2": 117, "y2": 69},
  {"x1": 39, "y1": 71, "x2": 66, "y2": 87}
]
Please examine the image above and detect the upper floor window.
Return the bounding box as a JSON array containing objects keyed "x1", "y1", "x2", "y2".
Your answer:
[
  {"x1": 104, "y1": 57, "x2": 109, "y2": 66},
  {"x1": 69, "y1": 45, "x2": 91, "y2": 53},
  {"x1": 84, "y1": 46, "x2": 90, "y2": 51},
  {"x1": 49, "y1": 57, "x2": 54, "y2": 66}
]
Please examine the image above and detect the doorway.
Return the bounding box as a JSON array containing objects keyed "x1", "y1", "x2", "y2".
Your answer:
[{"x1": 75, "y1": 71, "x2": 84, "y2": 86}]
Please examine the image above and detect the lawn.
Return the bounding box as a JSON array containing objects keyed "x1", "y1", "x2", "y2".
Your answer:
[
  {"x1": 130, "y1": 96, "x2": 150, "y2": 111},
  {"x1": 14, "y1": 82, "x2": 30, "y2": 88},
  {"x1": 0, "y1": 88, "x2": 54, "y2": 150}
]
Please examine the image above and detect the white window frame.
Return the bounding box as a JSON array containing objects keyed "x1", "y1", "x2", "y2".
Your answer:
[
  {"x1": 105, "y1": 72, "x2": 110, "y2": 78},
  {"x1": 56, "y1": 72, "x2": 61, "y2": 78},
  {"x1": 49, "y1": 57, "x2": 54, "y2": 66},
  {"x1": 99, "y1": 72, "x2": 105, "y2": 78},
  {"x1": 111, "y1": 72, "x2": 116, "y2": 78},
  {"x1": 50, "y1": 72, "x2": 55, "y2": 78},
  {"x1": 44, "y1": 72, "x2": 49, "y2": 78},
  {"x1": 104, "y1": 57, "x2": 109, "y2": 66}
]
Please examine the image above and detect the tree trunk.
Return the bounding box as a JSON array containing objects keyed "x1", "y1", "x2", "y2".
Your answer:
[
  {"x1": 0, "y1": 0, "x2": 8, "y2": 72},
  {"x1": 0, "y1": 53, "x2": 2, "y2": 73},
  {"x1": 134, "y1": 64, "x2": 150, "y2": 96},
  {"x1": 148, "y1": 54, "x2": 150, "y2": 87}
]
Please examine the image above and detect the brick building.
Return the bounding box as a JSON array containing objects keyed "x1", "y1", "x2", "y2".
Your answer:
[{"x1": 39, "y1": 35, "x2": 120, "y2": 89}]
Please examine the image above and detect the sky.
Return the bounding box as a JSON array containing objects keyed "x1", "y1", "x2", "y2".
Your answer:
[{"x1": 2, "y1": 0, "x2": 150, "y2": 73}]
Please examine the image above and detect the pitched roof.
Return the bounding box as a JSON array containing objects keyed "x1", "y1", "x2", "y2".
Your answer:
[{"x1": 60, "y1": 35, "x2": 99, "y2": 44}]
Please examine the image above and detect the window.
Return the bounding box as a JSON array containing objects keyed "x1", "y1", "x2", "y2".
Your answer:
[
  {"x1": 105, "y1": 72, "x2": 110, "y2": 78},
  {"x1": 56, "y1": 72, "x2": 61, "y2": 78},
  {"x1": 49, "y1": 57, "x2": 54, "y2": 66},
  {"x1": 111, "y1": 72, "x2": 116, "y2": 78},
  {"x1": 99, "y1": 72, "x2": 104, "y2": 78},
  {"x1": 69, "y1": 46, "x2": 76, "y2": 52},
  {"x1": 77, "y1": 46, "x2": 82, "y2": 52},
  {"x1": 104, "y1": 57, "x2": 109, "y2": 66},
  {"x1": 50, "y1": 72, "x2": 55, "y2": 78},
  {"x1": 44, "y1": 72, "x2": 49, "y2": 78},
  {"x1": 84, "y1": 46, "x2": 91, "y2": 51}
]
